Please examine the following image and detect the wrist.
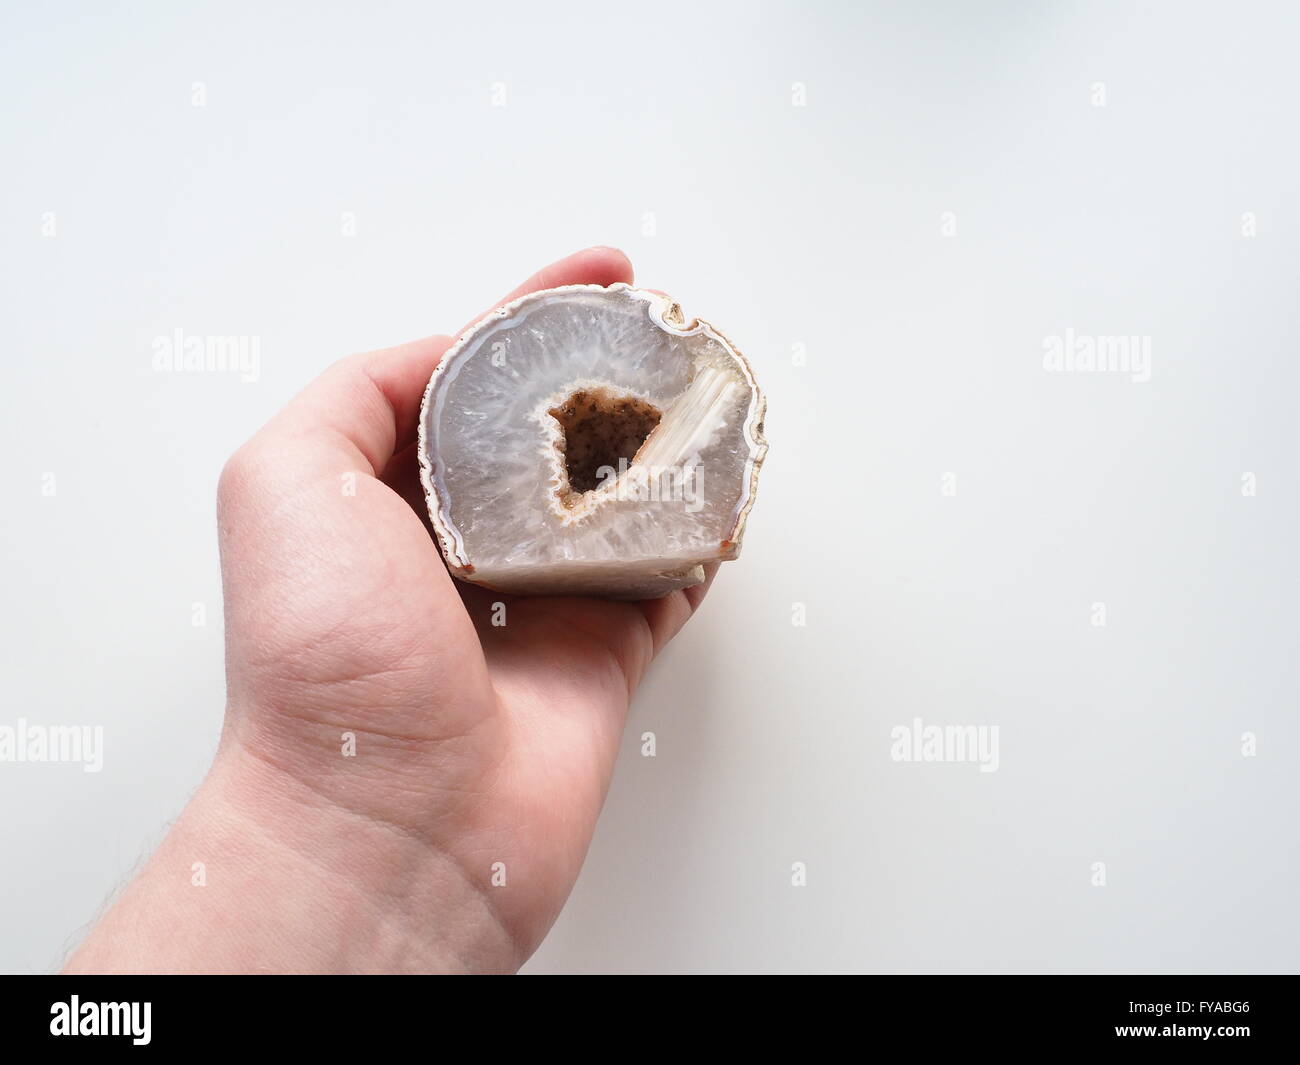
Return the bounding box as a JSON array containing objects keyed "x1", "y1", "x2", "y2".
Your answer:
[{"x1": 66, "y1": 735, "x2": 519, "y2": 974}]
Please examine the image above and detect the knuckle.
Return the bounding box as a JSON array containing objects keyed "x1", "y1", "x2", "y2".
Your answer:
[{"x1": 217, "y1": 441, "x2": 265, "y2": 507}]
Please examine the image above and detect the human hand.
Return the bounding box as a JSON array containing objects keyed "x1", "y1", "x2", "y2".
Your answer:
[{"x1": 66, "y1": 247, "x2": 716, "y2": 973}]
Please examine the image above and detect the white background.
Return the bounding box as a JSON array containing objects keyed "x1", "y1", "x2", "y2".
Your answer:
[{"x1": 2, "y1": 0, "x2": 1297, "y2": 973}]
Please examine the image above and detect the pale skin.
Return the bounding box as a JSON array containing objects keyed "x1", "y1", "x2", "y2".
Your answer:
[{"x1": 66, "y1": 247, "x2": 716, "y2": 973}]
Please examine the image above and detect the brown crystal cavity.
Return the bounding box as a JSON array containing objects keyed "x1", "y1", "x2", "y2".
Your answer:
[{"x1": 549, "y1": 387, "x2": 662, "y2": 499}]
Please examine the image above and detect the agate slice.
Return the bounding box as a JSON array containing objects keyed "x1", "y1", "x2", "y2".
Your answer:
[{"x1": 417, "y1": 284, "x2": 767, "y2": 599}]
